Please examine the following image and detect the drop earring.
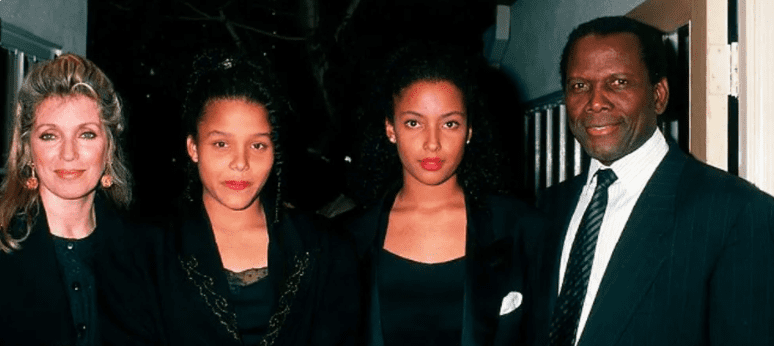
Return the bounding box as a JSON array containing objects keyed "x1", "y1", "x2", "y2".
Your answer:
[{"x1": 25, "y1": 163, "x2": 38, "y2": 190}]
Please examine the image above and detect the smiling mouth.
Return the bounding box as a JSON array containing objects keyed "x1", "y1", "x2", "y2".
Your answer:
[
  {"x1": 586, "y1": 124, "x2": 618, "y2": 136},
  {"x1": 420, "y1": 158, "x2": 443, "y2": 171},
  {"x1": 55, "y1": 170, "x2": 85, "y2": 179},
  {"x1": 225, "y1": 180, "x2": 250, "y2": 190}
]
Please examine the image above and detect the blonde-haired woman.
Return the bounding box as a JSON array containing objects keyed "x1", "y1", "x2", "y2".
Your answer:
[{"x1": 0, "y1": 53, "x2": 132, "y2": 345}]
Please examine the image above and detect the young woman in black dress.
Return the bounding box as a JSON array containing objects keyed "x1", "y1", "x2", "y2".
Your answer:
[
  {"x1": 344, "y1": 42, "x2": 545, "y2": 346},
  {"x1": 101, "y1": 51, "x2": 361, "y2": 346},
  {"x1": 0, "y1": 54, "x2": 132, "y2": 345}
]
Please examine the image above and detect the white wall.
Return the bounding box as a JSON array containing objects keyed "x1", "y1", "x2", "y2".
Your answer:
[
  {"x1": 498, "y1": 0, "x2": 645, "y2": 101},
  {"x1": 0, "y1": 0, "x2": 88, "y2": 55}
]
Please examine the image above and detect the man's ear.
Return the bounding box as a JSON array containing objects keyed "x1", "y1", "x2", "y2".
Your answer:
[
  {"x1": 653, "y1": 77, "x2": 670, "y2": 115},
  {"x1": 385, "y1": 118, "x2": 396, "y2": 143},
  {"x1": 186, "y1": 135, "x2": 199, "y2": 163}
]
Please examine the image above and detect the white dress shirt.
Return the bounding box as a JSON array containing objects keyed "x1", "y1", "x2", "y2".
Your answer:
[{"x1": 558, "y1": 129, "x2": 669, "y2": 344}]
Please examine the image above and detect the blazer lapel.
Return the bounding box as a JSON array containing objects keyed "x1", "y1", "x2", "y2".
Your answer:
[
  {"x1": 9, "y1": 212, "x2": 76, "y2": 339},
  {"x1": 464, "y1": 200, "x2": 514, "y2": 346},
  {"x1": 176, "y1": 206, "x2": 242, "y2": 344},
  {"x1": 349, "y1": 194, "x2": 393, "y2": 260},
  {"x1": 578, "y1": 147, "x2": 686, "y2": 346},
  {"x1": 262, "y1": 208, "x2": 317, "y2": 345},
  {"x1": 346, "y1": 189, "x2": 397, "y2": 346}
]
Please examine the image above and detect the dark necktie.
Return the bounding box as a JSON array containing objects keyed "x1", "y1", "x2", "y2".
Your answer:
[{"x1": 548, "y1": 169, "x2": 618, "y2": 346}]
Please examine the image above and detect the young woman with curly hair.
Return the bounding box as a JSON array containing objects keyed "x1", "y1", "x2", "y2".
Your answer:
[{"x1": 344, "y1": 42, "x2": 545, "y2": 346}]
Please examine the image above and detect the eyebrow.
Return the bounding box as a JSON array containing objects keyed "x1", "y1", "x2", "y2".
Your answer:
[
  {"x1": 34, "y1": 122, "x2": 102, "y2": 130},
  {"x1": 203, "y1": 130, "x2": 272, "y2": 138},
  {"x1": 567, "y1": 71, "x2": 635, "y2": 79},
  {"x1": 399, "y1": 111, "x2": 466, "y2": 118}
]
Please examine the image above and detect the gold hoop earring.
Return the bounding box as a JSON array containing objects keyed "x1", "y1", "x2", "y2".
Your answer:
[
  {"x1": 25, "y1": 164, "x2": 38, "y2": 190},
  {"x1": 101, "y1": 174, "x2": 113, "y2": 188}
]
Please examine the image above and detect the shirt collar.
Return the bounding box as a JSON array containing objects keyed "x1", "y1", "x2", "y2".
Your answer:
[{"x1": 586, "y1": 129, "x2": 669, "y2": 187}]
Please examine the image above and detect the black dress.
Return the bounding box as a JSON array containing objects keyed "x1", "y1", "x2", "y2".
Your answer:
[
  {"x1": 0, "y1": 197, "x2": 129, "y2": 346},
  {"x1": 378, "y1": 249, "x2": 465, "y2": 346},
  {"x1": 100, "y1": 198, "x2": 364, "y2": 346}
]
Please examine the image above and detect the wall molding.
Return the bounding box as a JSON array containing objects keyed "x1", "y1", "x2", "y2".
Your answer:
[{"x1": 0, "y1": 21, "x2": 61, "y2": 60}]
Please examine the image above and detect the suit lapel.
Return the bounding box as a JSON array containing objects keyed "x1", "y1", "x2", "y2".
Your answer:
[
  {"x1": 464, "y1": 199, "x2": 514, "y2": 346},
  {"x1": 544, "y1": 174, "x2": 587, "y2": 314},
  {"x1": 578, "y1": 147, "x2": 686, "y2": 346}
]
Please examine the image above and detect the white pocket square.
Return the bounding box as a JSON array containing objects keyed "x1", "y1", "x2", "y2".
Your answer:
[{"x1": 499, "y1": 291, "x2": 523, "y2": 316}]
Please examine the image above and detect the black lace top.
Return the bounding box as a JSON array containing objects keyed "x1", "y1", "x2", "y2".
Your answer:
[{"x1": 225, "y1": 267, "x2": 273, "y2": 346}]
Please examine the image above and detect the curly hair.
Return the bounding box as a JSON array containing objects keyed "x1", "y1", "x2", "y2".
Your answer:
[
  {"x1": 348, "y1": 42, "x2": 507, "y2": 208},
  {"x1": 560, "y1": 16, "x2": 668, "y2": 89},
  {"x1": 181, "y1": 49, "x2": 292, "y2": 220},
  {"x1": 0, "y1": 53, "x2": 132, "y2": 253}
]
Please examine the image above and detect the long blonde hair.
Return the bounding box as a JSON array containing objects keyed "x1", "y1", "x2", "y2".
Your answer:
[{"x1": 0, "y1": 54, "x2": 132, "y2": 253}]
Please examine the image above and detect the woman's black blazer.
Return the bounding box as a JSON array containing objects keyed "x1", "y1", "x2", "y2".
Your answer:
[
  {"x1": 100, "y1": 199, "x2": 363, "y2": 346},
  {"x1": 341, "y1": 189, "x2": 545, "y2": 346},
  {"x1": 0, "y1": 197, "x2": 128, "y2": 346}
]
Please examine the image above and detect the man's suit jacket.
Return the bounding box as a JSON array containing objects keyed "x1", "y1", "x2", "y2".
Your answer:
[
  {"x1": 343, "y1": 188, "x2": 545, "y2": 346},
  {"x1": 534, "y1": 143, "x2": 774, "y2": 346}
]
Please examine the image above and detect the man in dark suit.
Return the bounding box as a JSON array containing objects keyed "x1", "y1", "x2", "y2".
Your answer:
[{"x1": 533, "y1": 16, "x2": 774, "y2": 346}]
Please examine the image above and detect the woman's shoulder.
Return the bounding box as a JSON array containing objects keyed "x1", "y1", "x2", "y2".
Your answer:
[
  {"x1": 333, "y1": 199, "x2": 388, "y2": 254},
  {"x1": 483, "y1": 193, "x2": 528, "y2": 207},
  {"x1": 477, "y1": 193, "x2": 547, "y2": 232},
  {"x1": 481, "y1": 194, "x2": 541, "y2": 216},
  {"x1": 0, "y1": 217, "x2": 49, "y2": 267},
  {"x1": 277, "y1": 207, "x2": 360, "y2": 259},
  {"x1": 279, "y1": 207, "x2": 348, "y2": 247},
  {"x1": 336, "y1": 192, "x2": 391, "y2": 231}
]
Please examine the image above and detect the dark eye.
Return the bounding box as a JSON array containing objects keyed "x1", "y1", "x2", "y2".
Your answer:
[
  {"x1": 81, "y1": 131, "x2": 97, "y2": 139},
  {"x1": 405, "y1": 120, "x2": 419, "y2": 128},
  {"x1": 214, "y1": 141, "x2": 227, "y2": 148},
  {"x1": 252, "y1": 142, "x2": 269, "y2": 150},
  {"x1": 443, "y1": 121, "x2": 460, "y2": 129},
  {"x1": 612, "y1": 78, "x2": 628, "y2": 87},
  {"x1": 569, "y1": 82, "x2": 588, "y2": 92}
]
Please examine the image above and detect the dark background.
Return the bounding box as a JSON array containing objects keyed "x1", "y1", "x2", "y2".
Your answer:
[{"x1": 87, "y1": 0, "x2": 526, "y2": 217}]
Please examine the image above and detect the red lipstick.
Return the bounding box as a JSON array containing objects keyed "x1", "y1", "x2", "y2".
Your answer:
[
  {"x1": 225, "y1": 180, "x2": 250, "y2": 191},
  {"x1": 55, "y1": 170, "x2": 85, "y2": 179},
  {"x1": 421, "y1": 157, "x2": 442, "y2": 171}
]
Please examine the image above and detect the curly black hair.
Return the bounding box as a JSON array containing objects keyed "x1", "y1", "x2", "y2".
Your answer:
[
  {"x1": 348, "y1": 41, "x2": 507, "y2": 208},
  {"x1": 181, "y1": 49, "x2": 293, "y2": 219}
]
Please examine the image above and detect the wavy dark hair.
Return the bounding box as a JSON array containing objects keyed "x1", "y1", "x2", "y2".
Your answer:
[
  {"x1": 349, "y1": 42, "x2": 506, "y2": 208},
  {"x1": 560, "y1": 16, "x2": 668, "y2": 89},
  {"x1": 181, "y1": 50, "x2": 292, "y2": 221}
]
